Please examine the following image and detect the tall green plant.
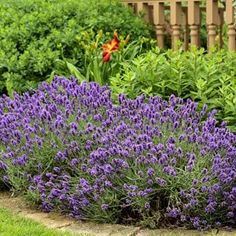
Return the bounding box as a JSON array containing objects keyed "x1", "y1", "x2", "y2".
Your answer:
[
  {"x1": 53, "y1": 30, "x2": 155, "y2": 85},
  {"x1": 110, "y1": 48, "x2": 236, "y2": 130}
]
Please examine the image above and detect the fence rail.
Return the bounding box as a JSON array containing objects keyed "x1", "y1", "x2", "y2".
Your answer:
[{"x1": 121, "y1": 0, "x2": 236, "y2": 51}]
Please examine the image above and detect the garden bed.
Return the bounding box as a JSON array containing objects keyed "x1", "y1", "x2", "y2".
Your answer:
[{"x1": 1, "y1": 0, "x2": 236, "y2": 233}]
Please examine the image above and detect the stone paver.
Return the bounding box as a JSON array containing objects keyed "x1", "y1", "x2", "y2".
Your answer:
[
  {"x1": 23, "y1": 212, "x2": 73, "y2": 229},
  {"x1": 62, "y1": 222, "x2": 140, "y2": 236},
  {"x1": 136, "y1": 229, "x2": 236, "y2": 236}
]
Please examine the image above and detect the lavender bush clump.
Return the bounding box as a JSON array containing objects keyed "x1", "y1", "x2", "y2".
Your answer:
[{"x1": 0, "y1": 77, "x2": 236, "y2": 229}]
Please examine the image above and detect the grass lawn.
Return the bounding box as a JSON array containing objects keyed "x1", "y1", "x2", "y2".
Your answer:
[{"x1": 0, "y1": 207, "x2": 89, "y2": 236}]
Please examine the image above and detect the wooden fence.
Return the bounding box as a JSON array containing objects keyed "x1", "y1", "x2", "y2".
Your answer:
[{"x1": 121, "y1": 0, "x2": 236, "y2": 51}]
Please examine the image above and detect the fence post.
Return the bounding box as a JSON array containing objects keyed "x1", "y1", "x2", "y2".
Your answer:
[
  {"x1": 225, "y1": 0, "x2": 236, "y2": 51},
  {"x1": 170, "y1": 0, "x2": 182, "y2": 50},
  {"x1": 188, "y1": 0, "x2": 200, "y2": 47},
  {"x1": 217, "y1": 8, "x2": 224, "y2": 48},
  {"x1": 136, "y1": 2, "x2": 150, "y2": 22},
  {"x1": 206, "y1": 0, "x2": 218, "y2": 49},
  {"x1": 153, "y1": 2, "x2": 165, "y2": 49},
  {"x1": 182, "y1": 7, "x2": 189, "y2": 50},
  {"x1": 136, "y1": 1, "x2": 143, "y2": 12},
  {"x1": 143, "y1": 3, "x2": 151, "y2": 22}
]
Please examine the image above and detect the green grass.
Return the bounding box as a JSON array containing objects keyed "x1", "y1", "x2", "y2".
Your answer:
[{"x1": 0, "y1": 207, "x2": 89, "y2": 236}]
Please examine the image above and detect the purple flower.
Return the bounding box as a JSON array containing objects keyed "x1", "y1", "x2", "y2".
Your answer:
[
  {"x1": 70, "y1": 159, "x2": 79, "y2": 167},
  {"x1": 147, "y1": 168, "x2": 154, "y2": 176},
  {"x1": 167, "y1": 208, "x2": 180, "y2": 218},
  {"x1": 163, "y1": 166, "x2": 176, "y2": 176},
  {"x1": 101, "y1": 204, "x2": 109, "y2": 211},
  {"x1": 155, "y1": 177, "x2": 167, "y2": 187},
  {"x1": 12, "y1": 155, "x2": 28, "y2": 166},
  {"x1": 0, "y1": 161, "x2": 7, "y2": 170},
  {"x1": 144, "y1": 202, "x2": 150, "y2": 209},
  {"x1": 55, "y1": 151, "x2": 67, "y2": 161},
  {"x1": 227, "y1": 212, "x2": 234, "y2": 218}
]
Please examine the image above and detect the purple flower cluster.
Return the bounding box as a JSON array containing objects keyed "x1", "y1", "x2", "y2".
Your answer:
[{"x1": 0, "y1": 76, "x2": 236, "y2": 229}]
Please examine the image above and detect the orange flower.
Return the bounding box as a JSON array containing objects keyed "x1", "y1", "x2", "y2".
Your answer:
[{"x1": 102, "y1": 32, "x2": 120, "y2": 63}]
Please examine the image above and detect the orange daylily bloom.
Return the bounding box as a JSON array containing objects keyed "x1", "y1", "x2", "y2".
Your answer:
[
  {"x1": 102, "y1": 51, "x2": 111, "y2": 63},
  {"x1": 102, "y1": 32, "x2": 120, "y2": 63}
]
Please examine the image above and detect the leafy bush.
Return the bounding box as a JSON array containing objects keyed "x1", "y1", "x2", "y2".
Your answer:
[
  {"x1": 110, "y1": 48, "x2": 236, "y2": 130},
  {"x1": 0, "y1": 77, "x2": 236, "y2": 229},
  {"x1": 0, "y1": 0, "x2": 154, "y2": 95}
]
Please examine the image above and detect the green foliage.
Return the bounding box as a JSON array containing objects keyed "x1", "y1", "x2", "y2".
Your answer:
[
  {"x1": 110, "y1": 48, "x2": 236, "y2": 130},
  {"x1": 54, "y1": 30, "x2": 156, "y2": 85},
  {"x1": 0, "y1": 0, "x2": 154, "y2": 94}
]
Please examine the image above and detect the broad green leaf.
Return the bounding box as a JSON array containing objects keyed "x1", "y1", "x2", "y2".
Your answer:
[
  {"x1": 66, "y1": 61, "x2": 87, "y2": 82},
  {"x1": 5, "y1": 77, "x2": 14, "y2": 98}
]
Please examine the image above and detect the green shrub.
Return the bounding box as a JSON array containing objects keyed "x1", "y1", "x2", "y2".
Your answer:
[
  {"x1": 110, "y1": 48, "x2": 236, "y2": 130},
  {"x1": 0, "y1": 0, "x2": 154, "y2": 95}
]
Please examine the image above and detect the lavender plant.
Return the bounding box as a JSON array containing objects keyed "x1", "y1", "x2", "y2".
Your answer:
[{"x1": 0, "y1": 77, "x2": 236, "y2": 229}]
